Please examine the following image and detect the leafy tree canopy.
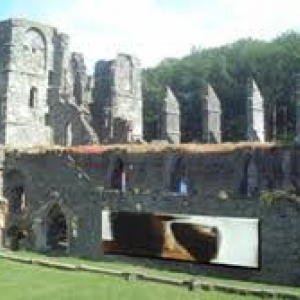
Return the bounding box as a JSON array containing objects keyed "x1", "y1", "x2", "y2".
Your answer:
[{"x1": 142, "y1": 31, "x2": 300, "y2": 142}]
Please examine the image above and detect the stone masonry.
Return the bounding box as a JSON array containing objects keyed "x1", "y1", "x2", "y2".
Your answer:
[
  {"x1": 0, "y1": 17, "x2": 285, "y2": 146},
  {"x1": 2, "y1": 16, "x2": 300, "y2": 290},
  {"x1": 0, "y1": 18, "x2": 99, "y2": 146},
  {"x1": 0, "y1": 18, "x2": 143, "y2": 147},
  {"x1": 246, "y1": 78, "x2": 266, "y2": 142},
  {"x1": 1, "y1": 144, "x2": 300, "y2": 286},
  {"x1": 92, "y1": 54, "x2": 143, "y2": 143},
  {"x1": 161, "y1": 87, "x2": 180, "y2": 143},
  {"x1": 202, "y1": 84, "x2": 222, "y2": 143},
  {"x1": 0, "y1": 19, "x2": 54, "y2": 145}
]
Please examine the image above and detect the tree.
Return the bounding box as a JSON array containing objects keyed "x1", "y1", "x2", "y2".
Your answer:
[{"x1": 142, "y1": 31, "x2": 300, "y2": 142}]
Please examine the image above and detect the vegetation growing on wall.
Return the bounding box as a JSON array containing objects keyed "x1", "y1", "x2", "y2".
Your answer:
[{"x1": 260, "y1": 189, "x2": 300, "y2": 205}]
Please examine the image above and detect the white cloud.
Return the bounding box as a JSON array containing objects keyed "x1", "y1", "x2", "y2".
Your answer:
[{"x1": 5, "y1": 0, "x2": 300, "y2": 71}]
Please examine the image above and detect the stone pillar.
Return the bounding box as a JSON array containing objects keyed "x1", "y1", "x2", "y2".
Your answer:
[
  {"x1": 32, "y1": 217, "x2": 47, "y2": 251},
  {"x1": 246, "y1": 78, "x2": 265, "y2": 142},
  {"x1": 202, "y1": 84, "x2": 222, "y2": 143},
  {"x1": 70, "y1": 52, "x2": 85, "y2": 105},
  {"x1": 161, "y1": 87, "x2": 180, "y2": 143},
  {"x1": 294, "y1": 74, "x2": 300, "y2": 143}
]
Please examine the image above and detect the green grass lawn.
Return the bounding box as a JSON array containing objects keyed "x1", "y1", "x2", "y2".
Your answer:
[
  {"x1": 0, "y1": 250, "x2": 299, "y2": 300},
  {"x1": 0, "y1": 258, "x2": 262, "y2": 300},
  {"x1": 6, "y1": 249, "x2": 300, "y2": 294}
]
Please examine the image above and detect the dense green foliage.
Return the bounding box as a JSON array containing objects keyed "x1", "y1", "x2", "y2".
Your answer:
[{"x1": 142, "y1": 32, "x2": 300, "y2": 142}]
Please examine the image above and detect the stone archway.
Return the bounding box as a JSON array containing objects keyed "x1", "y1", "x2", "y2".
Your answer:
[
  {"x1": 3, "y1": 170, "x2": 26, "y2": 229},
  {"x1": 32, "y1": 199, "x2": 75, "y2": 253},
  {"x1": 3, "y1": 170, "x2": 28, "y2": 250},
  {"x1": 24, "y1": 28, "x2": 47, "y2": 72}
]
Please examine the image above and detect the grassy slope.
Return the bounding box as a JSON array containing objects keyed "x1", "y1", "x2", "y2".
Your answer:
[
  {"x1": 0, "y1": 258, "x2": 262, "y2": 300},
  {"x1": 8, "y1": 250, "x2": 300, "y2": 294}
]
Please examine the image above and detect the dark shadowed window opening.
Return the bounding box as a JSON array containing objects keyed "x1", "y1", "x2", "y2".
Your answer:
[
  {"x1": 73, "y1": 74, "x2": 83, "y2": 105},
  {"x1": 111, "y1": 158, "x2": 126, "y2": 191},
  {"x1": 239, "y1": 153, "x2": 260, "y2": 197},
  {"x1": 4, "y1": 170, "x2": 27, "y2": 234},
  {"x1": 9, "y1": 186, "x2": 25, "y2": 215},
  {"x1": 45, "y1": 113, "x2": 50, "y2": 126},
  {"x1": 170, "y1": 157, "x2": 188, "y2": 195},
  {"x1": 48, "y1": 71, "x2": 54, "y2": 86},
  {"x1": 29, "y1": 87, "x2": 37, "y2": 108},
  {"x1": 47, "y1": 204, "x2": 67, "y2": 251}
]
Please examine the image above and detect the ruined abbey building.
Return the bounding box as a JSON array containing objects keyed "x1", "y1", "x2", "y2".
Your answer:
[
  {"x1": 0, "y1": 18, "x2": 285, "y2": 148},
  {"x1": 1, "y1": 18, "x2": 300, "y2": 288},
  {"x1": 0, "y1": 18, "x2": 143, "y2": 147},
  {"x1": 1, "y1": 143, "x2": 300, "y2": 286},
  {"x1": 92, "y1": 55, "x2": 143, "y2": 143},
  {"x1": 9, "y1": 15, "x2": 300, "y2": 150}
]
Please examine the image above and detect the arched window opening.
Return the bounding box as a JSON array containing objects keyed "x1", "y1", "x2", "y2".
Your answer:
[
  {"x1": 170, "y1": 158, "x2": 188, "y2": 195},
  {"x1": 24, "y1": 28, "x2": 47, "y2": 71},
  {"x1": 240, "y1": 155, "x2": 259, "y2": 197},
  {"x1": 65, "y1": 122, "x2": 72, "y2": 146},
  {"x1": 9, "y1": 186, "x2": 25, "y2": 215},
  {"x1": 73, "y1": 74, "x2": 83, "y2": 105},
  {"x1": 29, "y1": 87, "x2": 37, "y2": 108},
  {"x1": 4, "y1": 170, "x2": 26, "y2": 229},
  {"x1": 48, "y1": 70, "x2": 54, "y2": 86},
  {"x1": 111, "y1": 158, "x2": 126, "y2": 191},
  {"x1": 46, "y1": 204, "x2": 67, "y2": 251}
]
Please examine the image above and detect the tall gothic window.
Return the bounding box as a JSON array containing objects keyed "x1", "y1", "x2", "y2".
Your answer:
[
  {"x1": 170, "y1": 157, "x2": 188, "y2": 195},
  {"x1": 24, "y1": 28, "x2": 47, "y2": 72},
  {"x1": 111, "y1": 158, "x2": 126, "y2": 191},
  {"x1": 29, "y1": 87, "x2": 37, "y2": 108}
]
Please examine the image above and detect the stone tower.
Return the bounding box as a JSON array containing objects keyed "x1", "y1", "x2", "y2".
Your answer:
[
  {"x1": 246, "y1": 78, "x2": 265, "y2": 142},
  {"x1": 0, "y1": 18, "x2": 98, "y2": 147},
  {"x1": 161, "y1": 87, "x2": 180, "y2": 143},
  {"x1": 0, "y1": 18, "x2": 72, "y2": 146},
  {"x1": 92, "y1": 54, "x2": 143, "y2": 143},
  {"x1": 202, "y1": 84, "x2": 222, "y2": 143}
]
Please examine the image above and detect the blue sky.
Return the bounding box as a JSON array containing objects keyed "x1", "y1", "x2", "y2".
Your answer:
[{"x1": 1, "y1": 0, "x2": 300, "y2": 71}]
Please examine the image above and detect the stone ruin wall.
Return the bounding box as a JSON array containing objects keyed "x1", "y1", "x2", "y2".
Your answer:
[
  {"x1": 1, "y1": 144, "x2": 300, "y2": 286},
  {"x1": 0, "y1": 18, "x2": 100, "y2": 147},
  {"x1": 0, "y1": 19, "x2": 57, "y2": 145},
  {"x1": 92, "y1": 54, "x2": 143, "y2": 144},
  {"x1": 0, "y1": 18, "x2": 296, "y2": 147}
]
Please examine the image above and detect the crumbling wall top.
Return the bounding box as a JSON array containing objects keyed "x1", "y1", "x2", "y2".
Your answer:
[{"x1": 1, "y1": 142, "x2": 280, "y2": 156}]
